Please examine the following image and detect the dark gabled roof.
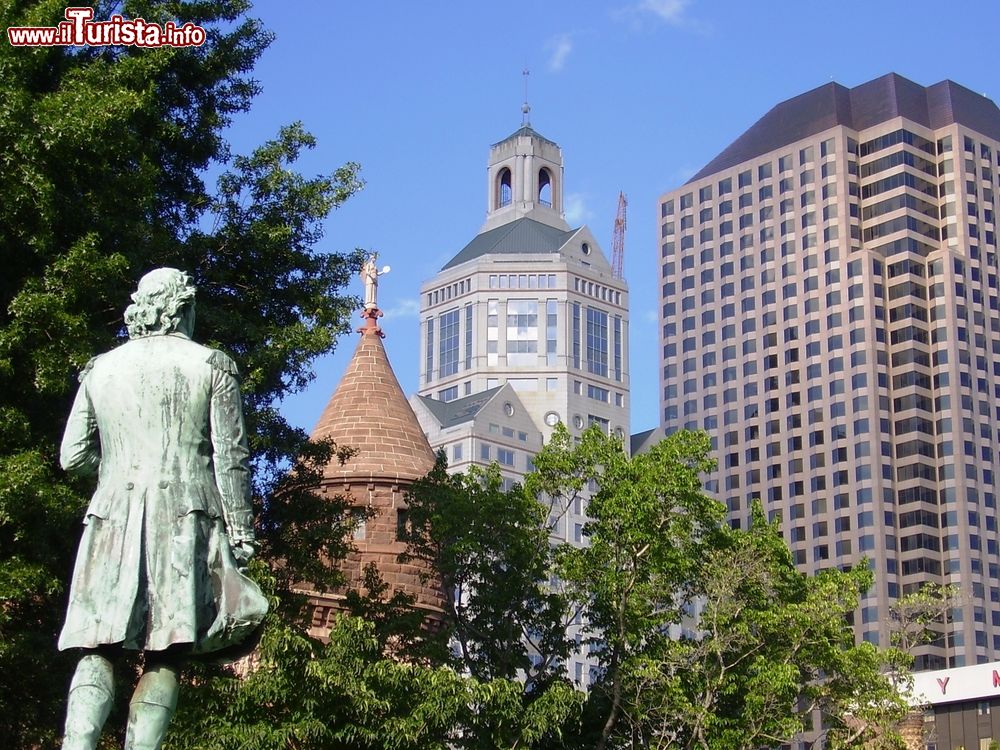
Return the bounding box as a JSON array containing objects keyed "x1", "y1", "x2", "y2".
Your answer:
[
  {"x1": 416, "y1": 387, "x2": 505, "y2": 429},
  {"x1": 630, "y1": 428, "x2": 663, "y2": 456},
  {"x1": 688, "y1": 73, "x2": 1000, "y2": 183},
  {"x1": 442, "y1": 217, "x2": 576, "y2": 270},
  {"x1": 493, "y1": 125, "x2": 559, "y2": 148},
  {"x1": 688, "y1": 82, "x2": 850, "y2": 182}
]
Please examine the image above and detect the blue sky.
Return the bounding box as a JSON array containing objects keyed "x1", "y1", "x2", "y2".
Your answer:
[{"x1": 221, "y1": 0, "x2": 1000, "y2": 435}]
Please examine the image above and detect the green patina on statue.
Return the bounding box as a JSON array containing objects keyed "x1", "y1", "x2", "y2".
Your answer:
[{"x1": 59, "y1": 268, "x2": 269, "y2": 750}]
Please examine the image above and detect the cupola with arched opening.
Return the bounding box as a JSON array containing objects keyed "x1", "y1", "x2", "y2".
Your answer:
[{"x1": 482, "y1": 125, "x2": 568, "y2": 233}]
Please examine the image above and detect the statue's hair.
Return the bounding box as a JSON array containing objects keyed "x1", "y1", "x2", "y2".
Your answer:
[{"x1": 124, "y1": 268, "x2": 196, "y2": 338}]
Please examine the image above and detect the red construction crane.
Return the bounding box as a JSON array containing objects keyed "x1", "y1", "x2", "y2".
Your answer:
[{"x1": 611, "y1": 191, "x2": 627, "y2": 279}]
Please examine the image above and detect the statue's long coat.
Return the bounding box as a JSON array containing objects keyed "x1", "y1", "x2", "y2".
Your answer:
[{"x1": 58, "y1": 333, "x2": 267, "y2": 653}]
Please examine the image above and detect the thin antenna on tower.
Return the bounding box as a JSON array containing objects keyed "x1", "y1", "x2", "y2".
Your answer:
[
  {"x1": 611, "y1": 192, "x2": 627, "y2": 279},
  {"x1": 521, "y1": 68, "x2": 531, "y2": 125}
]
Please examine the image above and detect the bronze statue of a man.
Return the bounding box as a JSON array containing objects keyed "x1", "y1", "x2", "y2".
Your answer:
[{"x1": 59, "y1": 268, "x2": 268, "y2": 750}]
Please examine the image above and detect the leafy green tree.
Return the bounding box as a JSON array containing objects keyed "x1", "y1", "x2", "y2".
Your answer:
[
  {"x1": 0, "y1": 4, "x2": 585, "y2": 747},
  {"x1": 402, "y1": 457, "x2": 577, "y2": 688},
  {"x1": 610, "y1": 506, "x2": 910, "y2": 750},
  {"x1": 170, "y1": 570, "x2": 581, "y2": 750},
  {"x1": 340, "y1": 562, "x2": 450, "y2": 664},
  {"x1": 170, "y1": 608, "x2": 473, "y2": 750},
  {"x1": 164, "y1": 454, "x2": 582, "y2": 750},
  {"x1": 298, "y1": 422, "x2": 910, "y2": 750},
  {"x1": 530, "y1": 426, "x2": 909, "y2": 750},
  {"x1": 0, "y1": 1, "x2": 362, "y2": 745},
  {"x1": 536, "y1": 426, "x2": 725, "y2": 749},
  {"x1": 888, "y1": 581, "x2": 960, "y2": 655}
]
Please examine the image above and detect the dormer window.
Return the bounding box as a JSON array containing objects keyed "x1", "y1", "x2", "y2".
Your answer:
[
  {"x1": 497, "y1": 168, "x2": 512, "y2": 208},
  {"x1": 538, "y1": 167, "x2": 553, "y2": 206}
]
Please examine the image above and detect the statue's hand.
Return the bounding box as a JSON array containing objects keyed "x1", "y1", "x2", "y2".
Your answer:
[{"x1": 231, "y1": 539, "x2": 257, "y2": 569}]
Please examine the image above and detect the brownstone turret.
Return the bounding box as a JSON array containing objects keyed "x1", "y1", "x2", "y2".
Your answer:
[
  {"x1": 303, "y1": 308, "x2": 445, "y2": 638},
  {"x1": 311, "y1": 310, "x2": 436, "y2": 483}
]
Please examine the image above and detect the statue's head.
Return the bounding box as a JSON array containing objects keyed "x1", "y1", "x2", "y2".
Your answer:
[{"x1": 124, "y1": 268, "x2": 197, "y2": 339}]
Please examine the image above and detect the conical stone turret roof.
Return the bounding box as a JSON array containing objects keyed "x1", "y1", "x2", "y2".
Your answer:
[{"x1": 310, "y1": 315, "x2": 435, "y2": 484}]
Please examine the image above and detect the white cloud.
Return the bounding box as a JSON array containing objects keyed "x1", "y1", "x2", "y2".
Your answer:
[
  {"x1": 637, "y1": 0, "x2": 690, "y2": 24},
  {"x1": 615, "y1": 0, "x2": 707, "y2": 32},
  {"x1": 564, "y1": 193, "x2": 593, "y2": 225},
  {"x1": 547, "y1": 33, "x2": 573, "y2": 72},
  {"x1": 644, "y1": 309, "x2": 659, "y2": 324},
  {"x1": 382, "y1": 297, "x2": 420, "y2": 319}
]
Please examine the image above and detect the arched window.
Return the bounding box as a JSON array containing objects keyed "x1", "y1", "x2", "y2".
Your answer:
[
  {"x1": 538, "y1": 168, "x2": 553, "y2": 206},
  {"x1": 497, "y1": 168, "x2": 512, "y2": 208}
]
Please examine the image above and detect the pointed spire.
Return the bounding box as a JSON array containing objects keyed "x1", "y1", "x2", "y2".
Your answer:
[
  {"x1": 311, "y1": 329, "x2": 435, "y2": 483},
  {"x1": 310, "y1": 269, "x2": 435, "y2": 483}
]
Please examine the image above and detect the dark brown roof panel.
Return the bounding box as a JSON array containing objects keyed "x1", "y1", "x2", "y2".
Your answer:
[
  {"x1": 311, "y1": 329, "x2": 436, "y2": 483},
  {"x1": 687, "y1": 73, "x2": 1000, "y2": 183}
]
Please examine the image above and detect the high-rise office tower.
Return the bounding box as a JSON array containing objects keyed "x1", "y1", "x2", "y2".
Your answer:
[
  {"x1": 657, "y1": 74, "x2": 1000, "y2": 669},
  {"x1": 410, "y1": 123, "x2": 630, "y2": 686}
]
